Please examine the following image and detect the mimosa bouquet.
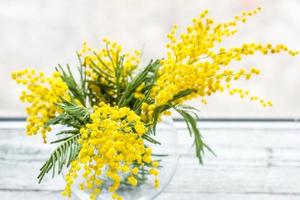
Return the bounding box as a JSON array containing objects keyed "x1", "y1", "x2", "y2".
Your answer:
[{"x1": 12, "y1": 7, "x2": 298, "y2": 200}]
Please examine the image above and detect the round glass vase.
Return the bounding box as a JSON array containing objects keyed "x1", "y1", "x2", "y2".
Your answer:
[{"x1": 68, "y1": 116, "x2": 179, "y2": 200}]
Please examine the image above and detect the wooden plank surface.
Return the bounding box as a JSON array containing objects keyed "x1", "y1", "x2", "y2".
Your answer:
[{"x1": 0, "y1": 121, "x2": 300, "y2": 200}]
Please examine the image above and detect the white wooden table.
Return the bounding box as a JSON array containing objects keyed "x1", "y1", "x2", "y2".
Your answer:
[{"x1": 1, "y1": 120, "x2": 300, "y2": 200}]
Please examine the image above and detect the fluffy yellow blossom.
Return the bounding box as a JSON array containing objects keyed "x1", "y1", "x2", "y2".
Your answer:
[
  {"x1": 147, "y1": 7, "x2": 298, "y2": 119},
  {"x1": 154, "y1": 178, "x2": 160, "y2": 188},
  {"x1": 11, "y1": 69, "x2": 70, "y2": 142},
  {"x1": 62, "y1": 102, "x2": 158, "y2": 200}
]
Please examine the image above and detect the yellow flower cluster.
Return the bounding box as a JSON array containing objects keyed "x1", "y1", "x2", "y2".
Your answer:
[
  {"x1": 62, "y1": 102, "x2": 159, "y2": 200},
  {"x1": 79, "y1": 39, "x2": 141, "y2": 100},
  {"x1": 11, "y1": 69, "x2": 70, "y2": 142},
  {"x1": 147, "y1": 8, "x2": 298, "y2": 116}
]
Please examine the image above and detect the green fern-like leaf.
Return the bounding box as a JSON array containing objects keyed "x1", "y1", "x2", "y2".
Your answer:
[
  {"x1": 174, "y1": 106, "x2": 215, "y2": 164},
  {"x1": 37, "y1": 132, "x2": 81, "y2": 183}
]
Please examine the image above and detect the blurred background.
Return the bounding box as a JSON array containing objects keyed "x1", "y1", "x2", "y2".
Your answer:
[{"x1": 0, "y1": 0, "x2": 299, "y2": 118}]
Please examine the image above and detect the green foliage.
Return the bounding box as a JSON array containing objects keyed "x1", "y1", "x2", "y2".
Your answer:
[
  {"x1": 37, "y1": 130, "x2": 80, "y2": 183},
  {"x1": 174, "y1": 105, "x2": 215, "y2": 164},
  {"x1": 56, "y1": 64, "x2": 87, "y2": 106},
  {"x1": 46, "y1": 99, "x2": 90, "y2": 129},
  {"x1": 118, "y1": 59, "x2": 160, "y2": 107}
]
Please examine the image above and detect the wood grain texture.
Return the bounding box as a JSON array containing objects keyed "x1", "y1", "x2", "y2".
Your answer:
[{"x1": 0, "y1": 121, "x2": 300, "y2": 200}]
